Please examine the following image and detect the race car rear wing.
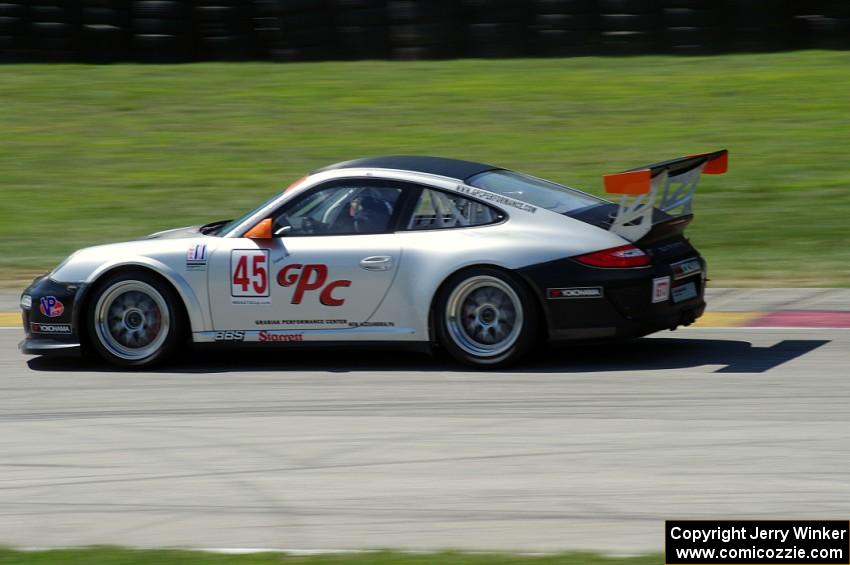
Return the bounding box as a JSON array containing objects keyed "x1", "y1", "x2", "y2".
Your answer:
[{"x1": 602, "y1": 149, "x2": 728, "y2": 242}]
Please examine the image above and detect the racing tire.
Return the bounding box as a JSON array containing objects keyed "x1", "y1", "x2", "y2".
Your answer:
[
  {"x1": 87, "y1": 270, "x2": 186, "y2": 368},
  {"x1": 436, "y1": 267, "x2": 539, "y2": 369},
  {"x1": 533, "y1": 0, "x2": 594, "y2": 13}
]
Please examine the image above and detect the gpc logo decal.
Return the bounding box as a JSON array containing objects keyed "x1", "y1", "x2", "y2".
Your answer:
[{"x1": 39, "y1": 296, "x2": 65, "y2": 318}]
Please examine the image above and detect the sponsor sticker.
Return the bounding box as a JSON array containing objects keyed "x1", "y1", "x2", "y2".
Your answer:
[
  {"x1": 671, "y1": 257, "x2": 702, "y2": 280},
  {"x1": 214, "y1": 330, "x2": 245, "y2": 342},
  {"x1": 38, "y1": 296, "x2": 65, "y2": 318},
  {"x1": 255, "y1": 319, "x2": 347, "y2": 326},
  {"x1": 672, "y1": 282, "x2": 698, "y2": 304},
  {"x1": 547, "y1": 287, "x2": 603, "y2": 300},
  {"x1": 231, "y1": 249, "x2": 271, "y2": 304},
  {"x1": 258, "y1": 330, "x2": 304, "y2": 343},
  {"x1": 31, "y1": 322, "x2": 72, "y2": 335},
  {"x1": 186, "y1": 243, "x2": 208, "y2": 271},
  {"x1": 456, "y1": 184, "x2": 537, "y2": 213},
  {"x1": 652, "y1": 276, "x2": 671, "y2": 303},
  {"x1": 277, "y1": 264, "x2": 351, "y2": 306}
]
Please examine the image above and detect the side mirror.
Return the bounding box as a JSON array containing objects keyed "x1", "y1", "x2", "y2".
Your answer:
[{"x1": 244, "y1": 218, "x2": 273, "y2": 239}]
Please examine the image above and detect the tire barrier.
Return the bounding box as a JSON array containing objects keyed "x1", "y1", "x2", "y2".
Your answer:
[
  {"x1": 530, "y1": 0, "x2": 597, "y2": 57},
  {"x1": 1, "y1": 0, "x2": 848, "y2": 63}
]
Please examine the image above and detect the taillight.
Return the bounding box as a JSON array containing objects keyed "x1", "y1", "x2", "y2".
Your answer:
[{"x1": 574, "y1": 244, "x2": 651, "y2": 268}]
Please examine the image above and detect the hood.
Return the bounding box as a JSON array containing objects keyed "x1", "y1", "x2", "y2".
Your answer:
[{"x1": 144, "y1": 225, "x2": 202, "y2": 239}]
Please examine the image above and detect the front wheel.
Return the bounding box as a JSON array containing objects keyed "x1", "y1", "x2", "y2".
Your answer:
[
  {"x1": 436, "y1": 267, "x2": 540, "y2": 368},
  {"x1": 87, "y1": 271, "x2": 185, "y2": 368}
]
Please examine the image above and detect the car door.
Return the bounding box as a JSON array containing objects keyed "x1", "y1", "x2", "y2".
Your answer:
[{"x1": 207, "y1": 180, "x2": 405, "y2": 339}]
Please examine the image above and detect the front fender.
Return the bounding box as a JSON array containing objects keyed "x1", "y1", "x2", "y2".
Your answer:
[{"x1": 80, "y1": 257, "x2": 210, "y2": 333}]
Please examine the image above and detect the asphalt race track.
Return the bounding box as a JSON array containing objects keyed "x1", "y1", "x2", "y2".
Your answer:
[{"x1": 1, "y1": 327, "x2": 848, "y2": 553}]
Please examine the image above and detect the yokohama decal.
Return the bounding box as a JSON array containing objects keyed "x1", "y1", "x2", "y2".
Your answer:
[
  {"x1": 277, "y1": 264, "x2": 351, "y2": 306},
  {"x1": 547, "y1": 287, "x2": 603, "y2": 299},
  {"x1": 31, "y1": 322, "x2": 72, "y2": 334}
]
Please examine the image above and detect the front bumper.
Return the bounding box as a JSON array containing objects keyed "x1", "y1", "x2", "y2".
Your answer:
[
  {"x1": 19, "y1": 338, "x2": 82, "y2": 356},
  {"x1": 519, "y1": 253, "x2": 706, "y2": 342},
  {"x1": 19, "y1": 275, "x2": 86, "y2": 357}
]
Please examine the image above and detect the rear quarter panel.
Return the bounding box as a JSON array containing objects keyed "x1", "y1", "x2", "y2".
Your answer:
[{"x1": 370, "y1": 213, "x2": 629, "y2": 340}]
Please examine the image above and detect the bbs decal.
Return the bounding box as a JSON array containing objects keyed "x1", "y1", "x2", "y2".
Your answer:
[{"x1": 214, "y1": 331, "x2": 245, "y2": 342}]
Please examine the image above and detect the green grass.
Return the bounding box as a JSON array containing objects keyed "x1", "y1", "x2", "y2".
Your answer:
[
  {"x1": 0, "y1": 549, "x2": 661, "y2": 565},
  {"x1": 2, "y1": 52, "x2": 849, "y2": 286}
]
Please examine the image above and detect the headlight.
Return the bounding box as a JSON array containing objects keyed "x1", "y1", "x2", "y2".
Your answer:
[{"x1": 20, "y1": 294, "x2": 32, "y2": 310}]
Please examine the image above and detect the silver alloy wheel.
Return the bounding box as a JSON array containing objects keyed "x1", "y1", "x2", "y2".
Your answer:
[
  {"x1": 445, "y1": 275, "x2": 524, "y2": 358},
  {"x1": 93, "y1": 280, "x2": 170, "y2": 361}
]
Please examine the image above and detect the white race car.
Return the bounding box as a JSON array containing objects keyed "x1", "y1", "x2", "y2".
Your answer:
[{"x1": 20, "y1": 152, "x2": 728, "y2": 368}]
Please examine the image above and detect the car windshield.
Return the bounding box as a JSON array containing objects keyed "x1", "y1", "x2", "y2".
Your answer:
[
  {"x1": 216, "y1": 192, "x2": 282, "y2": 235},
  {"x1": 467, "y1": 170, "x2": 605, "y2": 214}
]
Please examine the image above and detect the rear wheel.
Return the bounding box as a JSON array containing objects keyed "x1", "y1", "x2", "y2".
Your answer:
[
  {"x1": 436, "y1": 267, "x2": 539, "y2": 368},
  {"x1": 88, "y1": 271, "x2": 185, "y2": 368}
]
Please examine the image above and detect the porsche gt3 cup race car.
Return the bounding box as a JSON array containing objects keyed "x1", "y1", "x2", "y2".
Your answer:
[{"x1": 20, "y1": 151, "x2": 728, "y2": 368}]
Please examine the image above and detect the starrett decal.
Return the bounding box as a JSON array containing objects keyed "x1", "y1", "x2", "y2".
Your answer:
[{"x1": 258, "y1": 331, "x2": 304, "y2": 343}]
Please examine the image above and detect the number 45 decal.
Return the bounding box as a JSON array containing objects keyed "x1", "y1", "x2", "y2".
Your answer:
[{"x1": 231, "y1": 249, "x2": 269, "y2": 297}]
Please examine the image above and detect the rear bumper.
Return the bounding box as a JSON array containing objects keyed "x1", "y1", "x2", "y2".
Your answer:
[{"x1": 518, "y1": 253, "x2": 706, "y2": 342}]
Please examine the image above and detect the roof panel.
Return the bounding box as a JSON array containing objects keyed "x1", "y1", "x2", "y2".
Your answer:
[{"x1": 314, "y1": 156, "x2": 501, "y2": 182}]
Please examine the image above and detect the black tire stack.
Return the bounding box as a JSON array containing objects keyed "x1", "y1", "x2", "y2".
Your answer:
[
  {"x1": 529, "y1": 0, "x2": 597, "y2": 57},
  {"x1": 816, "y1": 0, "x2": 850, "y2": 49},
  {"x1": 193, "y1": 0, "x2": 252, "y2": 60},
  {"x1": 660, "y1": 0, "x2": 722, "y2": 55},
  {"x1": 80, "y1": 0, "x2": 129, "y2": 62},
  {"x1": 0, "y1": 1, "x2": 29, "y2": 61},
  {"x1": 30, "y1": 0, "x2": 79, "y2": 61},
  {"x1": 268, "y1": 0, "x2": 333, "y2": 61},
  {"x1": 131, "y1": 0, "x2": 192, "y2": 62},
  {"x1": 791, "y1": 0, "x2": 824, "y2": 50},
  {"x1": 724, "y1": 0, "x2": 795, "y2": 52},
  {"x1": 333, "y1": 0, "x2": 388, "y2": 60},
  {"x1": 249, "y1": 0, "x2": 279, "y2": 58},
  {"x1": 462, "y1": 0, "x2": 530, "y2": 58},
  {"x1": 386, "y1": 0, "x2": 459, "y2": 60},
  {"x1": 598, "y1": 0, "x2": 661, "y2": 55}
]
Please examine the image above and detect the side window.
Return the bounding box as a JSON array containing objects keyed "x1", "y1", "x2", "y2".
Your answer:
[
  {"x1": 273, "y1": 184, "x2": 402, "y2": 236},
  {"x1": 407, "y1": 189, "x2": 504, "y2": 230}
]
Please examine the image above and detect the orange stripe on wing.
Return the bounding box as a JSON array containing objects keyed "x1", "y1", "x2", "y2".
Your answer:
[{"x1": 603, "y1": 169, "x2": 652, "y2": 195}]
